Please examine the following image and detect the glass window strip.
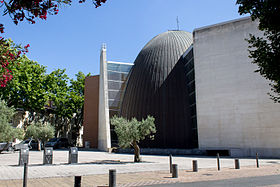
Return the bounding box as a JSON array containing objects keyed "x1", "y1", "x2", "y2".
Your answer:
[
  {"x1": 107, "y1": 70, "x2": 130, "y2": 74},
  {"x1": 107, "y1": 80, "x2": 125, "y2": 83},
  {"x1": 108, "y1": 89, "x2": 125, "y2": 92}
]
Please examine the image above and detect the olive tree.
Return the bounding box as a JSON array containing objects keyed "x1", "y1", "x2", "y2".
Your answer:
[
  {"x1": 0, "y1": 99, "x2": 24, "y2": 153},
  {"x1": 110, "y1": 115, "x2": 156, "y2": 162},
  {"x1": 25, "y1": 122, "x2": 55, "y2": 150}
]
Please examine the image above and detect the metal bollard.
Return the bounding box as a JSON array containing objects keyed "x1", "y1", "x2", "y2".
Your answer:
[
  {"x1": 217, "y1": 153, "x2": 220, "y2": 171},
  {"x1": 235, "y1": 159, "x2": 240, "y2": 169},
  {"x1": 19, "y1": 148, "x2": 29, "y2": 166},
  {"x1": 74, "y1": 176, "x2": 81, "y2": 187},
  {"x1": 169, "y1": 154, "x2": 173, "y2": 173},
  {"x1": 192, "y1": 160, "x2": 198, "y2": 172},
  {"x1": 23, "y1": 163, "x2": 28, "y2": 187},
  {"x1": 69, "y1": 147, "x2": 78, "y2": 164},
  {"x1": 256, "y1": 153, "x2": 259, "y2": 168},
  {"x1": 43, "y1": 147, "x2": 53, "y2": 165},
  {"x1": 172, "y1": 164, "x2": 178, "y2": 178},
  {"x1": 109, "y1": 169, "x2": 116, "y2": 187}
]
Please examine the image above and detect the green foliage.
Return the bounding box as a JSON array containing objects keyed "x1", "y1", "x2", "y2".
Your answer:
[
  {"x1": 237, "y1": 0, "x2": 280, "y2": 102},
  {"x1": 0, "y1": 38, "x2": 27, "y2": 87},
  {"x1": 45, "y1": 69, "x2": 70, "y2": 117},
  {"x1": 246, "y1": 32, "x2": 280, "y2": 102},
  {"x1": 1, "y1": 57, "x2": 48, "y2": 112},
  {"x1": 66, "y1": 72, "x2": 90, "y2": 144},
  {"x1": 237, "y1": 0, "x2": 280, "y2": 31},
  {"x1": 110, "y1": 115, "x2": 156, "y2": 148},
  {"x1": 25, "y1": 122, "x2": 55, "y2": 143},
  {"x1": 0, "y1": 99, "x2": 24, "y2": 142},
  {"x1": 0, "y1": 38, "x2": 89, "y2": 145},
  {"x1": 45, "y1": 70, "x2": 89, "y2": 144},
  {"x1": 0, "y1": 43, "x2": 89, "y2": 145}
]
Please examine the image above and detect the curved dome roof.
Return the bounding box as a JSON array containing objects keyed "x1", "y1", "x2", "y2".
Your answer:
[
  {"x1": 120, "y1": 31, "x2": 195, "y2": 148},
  {"x1": 133, "y1": 31, "x2": 192, "y2": 85}
]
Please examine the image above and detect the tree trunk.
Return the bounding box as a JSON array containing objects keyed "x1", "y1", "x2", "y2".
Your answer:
[
  {"x1": 132, "y1": 140, "x2": 141, "y2": 162},
  {"x1": 37, "y1": 139, "x2": 41, "y2": 151}
]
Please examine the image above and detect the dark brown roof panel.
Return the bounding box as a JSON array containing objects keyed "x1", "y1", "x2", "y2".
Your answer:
[{"x1": 120, "y1": 31, "x2": 196, "y2": 148}]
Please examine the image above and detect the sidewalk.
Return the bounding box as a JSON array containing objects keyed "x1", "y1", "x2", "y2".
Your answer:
[
  {"x1": 1, "y1": 164, "x2": 280, "y2": 187},
  {"x1": 0, "y1": 150, "x2": 280, "y2": 186}
]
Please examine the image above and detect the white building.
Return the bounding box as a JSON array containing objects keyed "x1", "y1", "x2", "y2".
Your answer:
[{"x1": 194, "y1": 17, "x2": 280, "y2": 157}]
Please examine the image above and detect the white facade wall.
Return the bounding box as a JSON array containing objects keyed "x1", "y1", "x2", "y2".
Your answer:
[{"x1": 194, "y1": 17, "x2": 280, "y2": 157}]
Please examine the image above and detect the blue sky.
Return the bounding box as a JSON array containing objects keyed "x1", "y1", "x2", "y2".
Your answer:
[{"x1": 1, "y1": 0, "x2": 246, "y2": 79}]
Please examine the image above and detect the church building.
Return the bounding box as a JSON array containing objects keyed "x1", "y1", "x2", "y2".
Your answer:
[{"x1": 83, "y1": 17, "x2": 280, "y2": 158}]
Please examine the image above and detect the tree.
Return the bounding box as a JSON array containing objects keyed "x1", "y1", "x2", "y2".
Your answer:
[
  {"x1": 236, "y1": 0, "x2": 280, "y2": 102},
  {"x1": 44, "y1": 68, "x2": 70, "y2": 135},
  {"x1": 0, "y1": 47, "x2": 89, "y2": 145},
  {"x1": 25, "y1": 122, "x2": 55, "y2": 150},
  {"x1": 0, "y1": 99, "x2": 24, "y2": 153},
  {"x1": 67, "y1": 71, "x2": 89, "y2": 145},
  {"x1": 45, "y1": 70, "x2": 89, "y2": 145},
  {"x1": 0, "y1": 54, "x2": 48, "y2": 114},
  {"x1": 0, "y1": 38, "x2": 28, "y2": 87},
  {"x1": 110, "y1": 115, "x2": 156, "y2": 162}
]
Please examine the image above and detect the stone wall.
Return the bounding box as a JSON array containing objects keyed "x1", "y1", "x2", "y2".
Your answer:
[{"x1": 194, "y1": 17, "x2": 280, "y2": 158}]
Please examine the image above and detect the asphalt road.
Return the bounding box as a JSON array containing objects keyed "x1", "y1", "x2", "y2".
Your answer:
[{"x1": 144, "y1": 175, "x2": 280, "y2": 187}]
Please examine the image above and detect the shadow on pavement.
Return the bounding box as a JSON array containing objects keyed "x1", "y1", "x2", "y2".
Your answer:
[{"x1": 10, "y1": 159, "x2": 153, "y2": 167}]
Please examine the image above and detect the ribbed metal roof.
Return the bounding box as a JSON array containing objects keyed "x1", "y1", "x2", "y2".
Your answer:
[
  {"x1": 123, "y1": 30, "x2": 192, "y2": 97},
  {"x1": 120, "y1": 31, "x2": 195, "y2": 148},
  {"x1": 133, "y1": 31, "x2": 192, "y2": 87}
]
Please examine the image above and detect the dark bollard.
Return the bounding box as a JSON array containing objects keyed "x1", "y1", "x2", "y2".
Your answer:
[
  {"x1": 74, "y1": 176, "x2": 81, "y2": 187},
  {"x1": 169, "y1": 154, "x2": 173, "y2": 173},
  {"x1": 256, "y1": 153, "x2": 259, "y2": 168},
  {"x1": 217, "y1": 153, "x2": 220, "y2": 171},
  {"x1": 235, "y1": 159, "x2": 240, "y2": 169},
  {"x1": 43, "y1": 147, "x2": 53, "y2": 165},
  {"x1": 19, "y1": 148, "x2": 29, "y2": 166},
  {"x1": 172, "y1": 164, "x2": 178, "y2": 178},
  {"x1": 69, "y1": 147, "x2": 78, "y2": 164},
  {"x1": 109, "y1": 169, "x2": 116, "y2": 187},
  {"x1": 23, "y1": 163, "x2": 28, "y2": 187},
  {"x1": 192, "y1": 160, "x2": 198, "y2": 172}
]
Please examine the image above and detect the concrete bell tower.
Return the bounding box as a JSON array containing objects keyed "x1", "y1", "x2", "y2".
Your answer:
[{"x1": 98, "y1": 44, "x2": 111, "y2": 151}]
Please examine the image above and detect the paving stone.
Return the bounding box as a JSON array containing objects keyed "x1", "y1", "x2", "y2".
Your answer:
[{"x1": 0, "y1": 150, "x2": 280, "y2": 186}]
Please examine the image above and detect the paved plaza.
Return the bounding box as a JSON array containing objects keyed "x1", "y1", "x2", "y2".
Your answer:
[{"x1": 0, "y1": 150, "x2": 280, "y2": 186}]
